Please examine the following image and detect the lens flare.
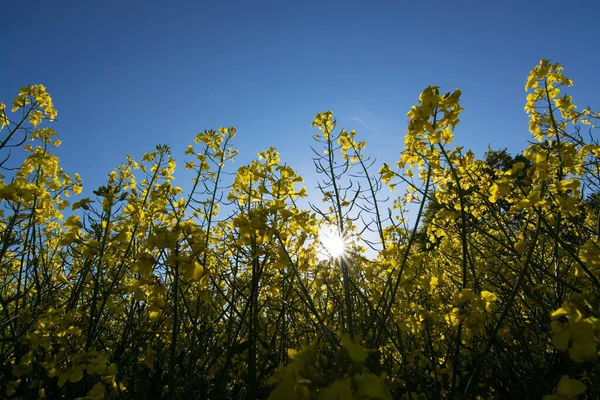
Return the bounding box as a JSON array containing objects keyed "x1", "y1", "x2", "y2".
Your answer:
[{"x1": 318, "y1": 224, "x2": 346, "y2": 259}]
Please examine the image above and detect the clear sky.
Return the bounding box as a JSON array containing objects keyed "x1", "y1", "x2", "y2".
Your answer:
[{"x1": 1, "y1": 0, "x2": 599, "y2": 199}]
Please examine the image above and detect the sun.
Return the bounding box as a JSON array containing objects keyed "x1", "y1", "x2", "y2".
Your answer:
[{"x1": 318, "y1": 223, "x2": 347, "y2": 259}]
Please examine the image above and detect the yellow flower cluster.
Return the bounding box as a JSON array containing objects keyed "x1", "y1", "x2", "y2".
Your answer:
[{"x1": 1, "y1": 60, "x2": 599, "y2": 399}]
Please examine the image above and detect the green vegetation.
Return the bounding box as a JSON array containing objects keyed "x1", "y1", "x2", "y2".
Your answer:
[{"x1": 0, "y1": 60, "x2": 599, "y2": 399}]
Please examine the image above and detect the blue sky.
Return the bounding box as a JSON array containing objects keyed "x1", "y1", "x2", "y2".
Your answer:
[{"x1": 1, "y1": 0, "x2": 599, "y2": 200}]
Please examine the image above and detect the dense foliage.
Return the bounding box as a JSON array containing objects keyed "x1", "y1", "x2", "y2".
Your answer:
[{"x1": 1, "y1": 60, "x2": 599, "y2": 399}]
